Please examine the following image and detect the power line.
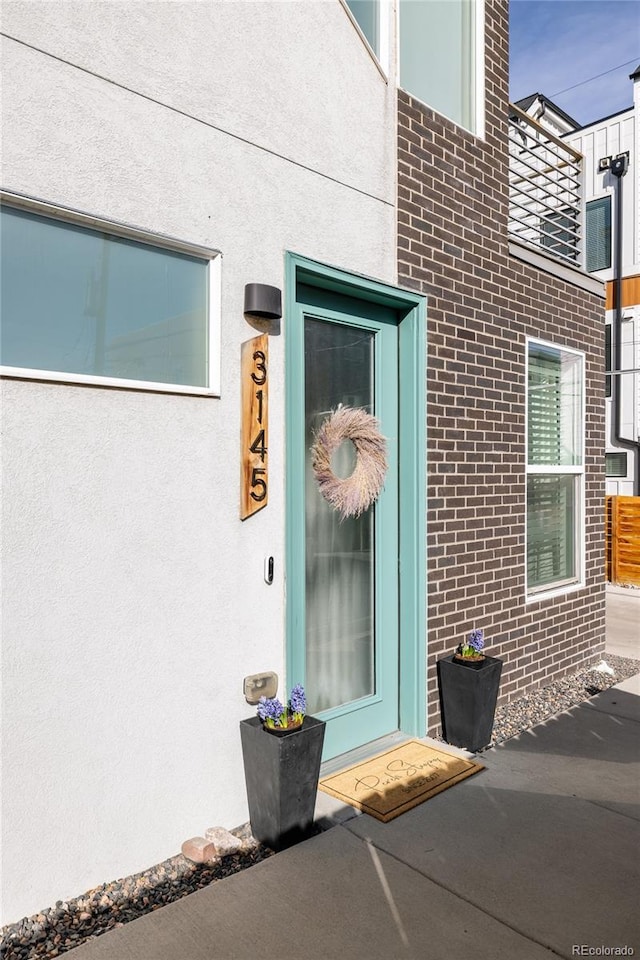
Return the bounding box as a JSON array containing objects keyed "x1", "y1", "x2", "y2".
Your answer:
[{"x1": 550, "y1": 59, "x2": 638, "y2": 97}]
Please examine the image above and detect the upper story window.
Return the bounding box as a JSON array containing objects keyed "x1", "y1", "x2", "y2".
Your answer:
[
  {"x1": 0, "y1": 198, "x2": 220, "y2": 395},
  {"x1": 399, "y1": 0, "x2": 483, "y2": 135},
  {"x1": 540, "y1": 209, "x2": 578, "y2": 263},
  {"x1": 585, "y1": 196, "x2": 611, "y2": 273}
]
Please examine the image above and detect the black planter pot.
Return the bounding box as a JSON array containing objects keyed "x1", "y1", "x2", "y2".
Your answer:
[
  {"x1": 437, "y1": 654, "x2": 503, "y2": 753},
  {"x1": 239, "y1": 715, "x2": 326, "y2": 851}
]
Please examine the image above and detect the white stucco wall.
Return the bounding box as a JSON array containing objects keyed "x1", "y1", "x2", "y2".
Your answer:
[{"x1": 0, "y1": 0, "x2": 398, "y2": 924}]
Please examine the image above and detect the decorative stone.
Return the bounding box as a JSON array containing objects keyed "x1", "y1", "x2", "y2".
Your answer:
[
  {"x1": 180, "y1": 837, "x2": 217, "y2": 863},
  {"x1": 204, "y1": 827, "x2": 242, "y2": 857},
  {"x1": 592, "y1": 659, "x2": 615, "y2": 676}
]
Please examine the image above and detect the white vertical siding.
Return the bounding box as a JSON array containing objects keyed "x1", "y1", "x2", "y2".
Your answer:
[{"x1": 568, "y1": 110, "x2": 637, "y2": 277}]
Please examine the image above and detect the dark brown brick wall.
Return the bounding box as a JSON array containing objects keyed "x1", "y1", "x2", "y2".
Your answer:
[{"x1": 396, "y1": 0, "x2": 606, "y2": 733}]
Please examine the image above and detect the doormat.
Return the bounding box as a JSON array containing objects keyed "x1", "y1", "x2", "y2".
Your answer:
[{"x1": 319, "y1": 740, "x2": 483, "y2": 823}]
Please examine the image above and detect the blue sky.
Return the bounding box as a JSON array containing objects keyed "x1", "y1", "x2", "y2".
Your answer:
[{"x1": 509, "y1": 0, "x2": 640, "y2": 126}]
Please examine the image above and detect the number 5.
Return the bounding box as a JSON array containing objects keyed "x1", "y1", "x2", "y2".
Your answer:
[{"x1": 250, "y1": 467, "x2": 267, "y2": 502}]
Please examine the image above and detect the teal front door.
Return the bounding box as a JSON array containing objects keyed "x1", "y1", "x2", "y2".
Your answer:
[
  {"x1": 285, "y1": 255, "x2": 426, "y2": 759},
  {"x1": 288, "y1": 285, "x2": 400, "y2": 759},
  {"x1": 286, "y1": 255, "x2": 427, "y2": 763}
]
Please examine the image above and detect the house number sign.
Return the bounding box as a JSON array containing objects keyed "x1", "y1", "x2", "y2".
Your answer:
[{"x1": 240, "y1": 333, "x2": 269, "y2": 520}]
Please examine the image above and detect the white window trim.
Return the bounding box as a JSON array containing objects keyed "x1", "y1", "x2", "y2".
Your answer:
[
  {"x1": 474, "y1": 0, "x2": 486, "y2": 139},
  {"x1": 525, "y1": 336, "x2": 586, "y2": 603},
  {"x1": 395, "y1": 0, "x2": 486, "y2": 139},
  {"x1": 0, "y1": 191, "x2": 222, "y2": 397},
  {"x1": 339, "y1": 0, "x2": 390, "y2": 79}
]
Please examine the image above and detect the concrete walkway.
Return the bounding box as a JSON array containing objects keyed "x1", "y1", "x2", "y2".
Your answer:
[
  {"x1": 606, "y1": 584, "x2": 640, "y2": 659},
  {"x1": 67, "y1": 673, "x2": 640, "y2": 960}
]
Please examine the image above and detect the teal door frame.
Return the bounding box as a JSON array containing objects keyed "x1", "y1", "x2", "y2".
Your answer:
[
  {"x1": 291, "y1": 292, "x2": 399, "y2": 757},
  {"x1": 285, "y1": 253, "x2": 427, "y2": 746}
]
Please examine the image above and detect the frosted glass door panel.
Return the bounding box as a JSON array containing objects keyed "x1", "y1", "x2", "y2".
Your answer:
[{"x1": 304, "y1": 318, "x2": 375, "y2": 713}]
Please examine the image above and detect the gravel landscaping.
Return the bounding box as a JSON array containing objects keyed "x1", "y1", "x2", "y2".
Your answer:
[
  {"x1": 2, "y1": 652, "x2": 638, "y2": 960},
  {"x1": 486, "y1": 652, "x2": 640, "y2": 748},
  {"x1": 1, "y1": 825, "x2": 274, "y2": 960}
]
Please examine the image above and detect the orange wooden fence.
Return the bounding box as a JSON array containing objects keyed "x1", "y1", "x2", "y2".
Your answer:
[{"x1": 606, "y1": 496, "x2": 640, "y2": 587}]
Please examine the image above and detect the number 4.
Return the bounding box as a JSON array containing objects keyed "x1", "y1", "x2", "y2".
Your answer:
[{"x1": 249, "y1": 429, "x2": 267, "y2": 461}]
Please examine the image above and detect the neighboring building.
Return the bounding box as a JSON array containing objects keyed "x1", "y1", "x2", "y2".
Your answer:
[
  {"x1": 565, "y1": 67, "x2": 640, "y2": 495},
  {"x1": 515, "y1": 70, "x2": 640, "y2": 494},
  {"x1": 1, "y1": 0, "x2": 605, "y2": 925},
  {"x1": 508, "y1": 93, "x2": 583, "y2": 265},
  {"x1": 513, "y1": 92, "x2": 580, "y2": 138}
]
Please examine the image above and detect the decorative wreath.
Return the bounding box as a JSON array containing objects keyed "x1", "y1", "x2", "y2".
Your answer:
[{"x1": 311, "y1": 406, "x2": 388, "y2": 520}]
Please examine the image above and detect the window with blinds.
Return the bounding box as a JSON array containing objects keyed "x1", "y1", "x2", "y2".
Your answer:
[
  {"x1": 585, "y1": 196, "x2": 611, "y2": 273},
  {"x1": 526, "y1": 340, "x2": 584, "y2": 595},
  {"x1": 606, "y1": 452, "x2": 627, "y2": 477}
]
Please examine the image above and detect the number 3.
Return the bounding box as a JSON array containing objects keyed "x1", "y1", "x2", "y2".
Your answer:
[{"x1": 251, "y1": 351, "x2": 267, "y2": 385}]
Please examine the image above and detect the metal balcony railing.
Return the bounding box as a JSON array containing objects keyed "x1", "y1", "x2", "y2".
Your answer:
[{"x1": 508, "y1": 103, "x2": 583, "y2": 268}]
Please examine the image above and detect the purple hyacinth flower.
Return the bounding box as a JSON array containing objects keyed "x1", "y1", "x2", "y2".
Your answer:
[
  {"x1": 288, "y1": 684, "x2": 306, "y2": 717},
  {"x1": 257, "y1": 696, "x2": 285, "y2": 725}
]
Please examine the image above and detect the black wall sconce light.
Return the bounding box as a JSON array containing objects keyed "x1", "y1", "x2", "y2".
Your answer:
[{"x1": 244, "y1": 283, "x2": 282, "y2": 335}]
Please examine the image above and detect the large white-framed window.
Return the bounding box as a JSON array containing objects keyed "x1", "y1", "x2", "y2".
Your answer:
[
  {"x1": 398, "y1": 0, "x2": 485, "y2": 136},
  {"x1": 0, "y1": 193, "x2": 221, "y2": 396},
  {"x1": 526, "y1": 338, "x2": 585, "y2": 599}
]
